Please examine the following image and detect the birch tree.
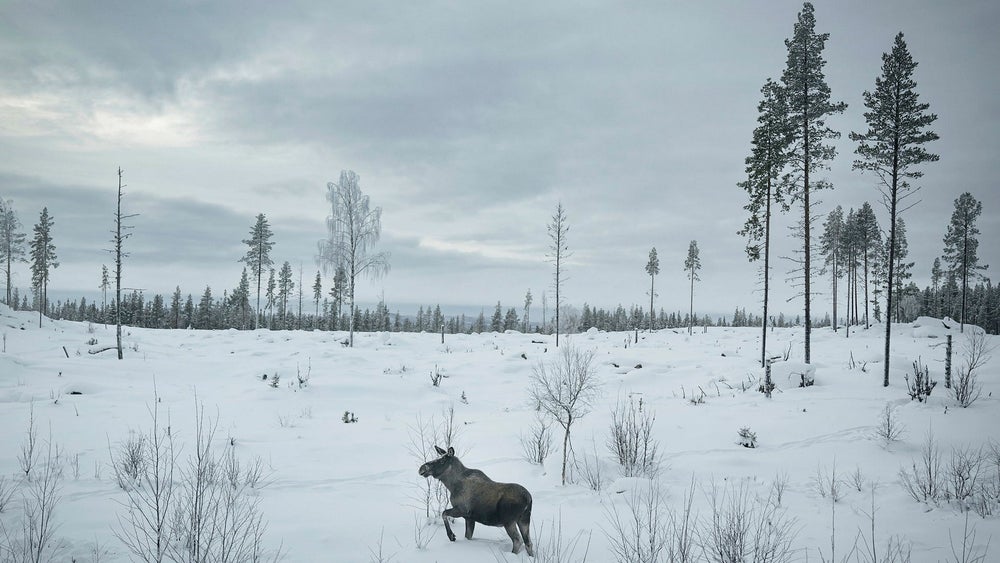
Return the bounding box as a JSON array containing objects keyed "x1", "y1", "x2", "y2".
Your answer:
[{"x1": 317, "y1": 170, "x2": 390, "y2": 347}]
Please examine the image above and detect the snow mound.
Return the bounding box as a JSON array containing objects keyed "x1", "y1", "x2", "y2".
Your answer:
[
  {"x1": 911, "y1": 316, "x2": 986, "y2": 338},
  {"x1": 768, "y1": 360, "x2": 816, "y2": 386}
]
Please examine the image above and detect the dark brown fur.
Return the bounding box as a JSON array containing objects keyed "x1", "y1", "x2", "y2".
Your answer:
[{"x1": 418, "y1": 446, "x2": 534, "y2": 556}]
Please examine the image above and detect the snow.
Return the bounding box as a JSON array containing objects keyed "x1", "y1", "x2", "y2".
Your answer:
[{"x1": 1, "y1": 303, "x2": 998, "y2": 562}]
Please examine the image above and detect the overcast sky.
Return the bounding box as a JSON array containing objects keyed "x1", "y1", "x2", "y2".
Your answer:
[{"x1": 1, "y1": 0, "x2": 997, "y2": 319}]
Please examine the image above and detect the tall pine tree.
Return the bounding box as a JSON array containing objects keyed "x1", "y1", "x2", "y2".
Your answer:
[
  {"x1": 850, "y1": 32, "x2": 939, "y2": 386},
  {"x1": 684, "y1": 240, "x2": 701, "y2": 336},
  {"x1": 645, "y1": 247, "x2": 660, "y2": 332},
  {"x1": 738, "y1": 78, "x2": 792, "y2": 366},
  {"x1": 781, "y1": 2, "x2": 847, "y2": 363},
  {"x1": 819, "y1": 205, "x2": 844, "y2": 332}
]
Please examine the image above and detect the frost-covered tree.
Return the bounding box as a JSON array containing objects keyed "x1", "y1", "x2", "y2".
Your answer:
[
  {"x1": 738, "y1": 78, "x2": 792, "y2": 366},
  {"x1": 0, "y1": 198, "x2": 27, "y2": 306},
  {"x1": 851, "y1": 32, "x2": 938, "y2": 386},
  {"x1": 819, "y1": 205, "x2": 844, "y2": 331},
  {"x1": 29, "y1": 207, "x2": 58, "y2": 327},
  {"x1": 523, "y1": 289, "x2": 533, "y2": 333},
  {"x1": 547, "y1": 203, "x2": 570, "y2": 346},
  {"x1": 684, "y1": 240, "x2": 701, "y2": 336},
  {"x1": 943, "y1": 192, "x2": 987, "y2": 332},
  {"x1": 239, "y1": 213, "x2": 275, "y2": 330},
  {"x1": 782, "y1": 2, "x2": 847, "y2": 363},
  {"x1": 318, "y1": 170, "x2": 390, "y2": 347},
  {"x1": 645, "y1": 247, "x2": 660, "y2": 331}
]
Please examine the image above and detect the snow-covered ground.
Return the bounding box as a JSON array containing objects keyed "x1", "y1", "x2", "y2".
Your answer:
[{"x1": 1, "y1": 303, "x2": 997, "y2": 562}]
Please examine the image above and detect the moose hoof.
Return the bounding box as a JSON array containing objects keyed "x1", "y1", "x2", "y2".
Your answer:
[{"x1": 447, "y1": 532, "x2": 456, "y2": 542}]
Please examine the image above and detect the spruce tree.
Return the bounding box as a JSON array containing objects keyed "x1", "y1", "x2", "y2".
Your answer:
[
  {"x1": 170, "y1": 286, "x2": 182, "y2": 329},
  {"x1": 738, "y1": 78, "x2": 792, "y2": 366},
  {"x1": 850, "y1": 32, "x2": 938, "y2": 386},
  {"x1": 29, "y1": 207, "x2": 58, "y2": 328},
  {"x1": 240, "y1": 213, "x2": 275, "y2": 330},
  {"x1": 781, "y1": 2, "x2": 847, "y2": 363},
  {"x1": 278, "y1": 261, "x2": 294, "y2": 328},
  {"x1": 856, "y1": 202, "x2": 881, "y2": 328},
  {"x1": 942, "y1": 192, "x2": 987, "y2": 332},
  {"x1": 312, "y1": 271, "x2": 322, "y2": 327}
]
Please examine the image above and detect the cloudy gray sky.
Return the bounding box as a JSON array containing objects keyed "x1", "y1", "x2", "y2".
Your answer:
[{"x1": 1, "y1": 0, "x2": 997, "y2": 318}]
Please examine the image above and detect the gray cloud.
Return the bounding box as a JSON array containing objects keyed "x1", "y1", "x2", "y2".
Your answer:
[{"x1": 1, "y1": 0, "x2": 998, "y2": 315}]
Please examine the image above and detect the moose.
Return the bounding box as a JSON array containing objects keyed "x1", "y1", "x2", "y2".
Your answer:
[{"x1": 418, "y1": 446, "x2": 534, "y2": 556}]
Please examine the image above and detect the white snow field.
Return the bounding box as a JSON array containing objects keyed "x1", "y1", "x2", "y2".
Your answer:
[{"x1": 1, "y1": 302, "x2": 998, "y2": 562}]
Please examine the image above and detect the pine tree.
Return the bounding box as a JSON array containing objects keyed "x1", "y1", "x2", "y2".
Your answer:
[
  {"x1": 851, "y1": 32, "x2": 938, "y2": 386},
  {"x1": 781, "y1": 2, "x2": 847, "y2": 363},
  {"x1": 277, "y1": 261, "x2": 294, "y2": 329},
  {"x1": 684, "y1": 240, "x2": 701, "y2": 336},
  {"x1": 856, "y1": 202, "x2": 881, "y2": 328},
  {"x1": 504, "y1": 307, "x2": 519, "y2": 332},
  {"x1": 942, "y1": 192, "x2": 987, "y2": 332},
  {"x1": 240, "y1": 213, "x2": 275, "y2": 330},
  {"x1": 738, "y1": 78, "x2": 792, "y2": 366},
  {"x1": 110, "y1": 168, "x2": 137, "y2": 359},
  {"x1": 0, "y1": 198, "x2": 28, "y2": 306},
  {"x1": 547, "y1": 203, "x2": 570, "y2": 346},
  {"x1": 819, "y1": 205, "x2": 844, "y2": 331},
  {"x1": 930, "y1": 257, "x2": 943, "y2": 318},
  {"x1": 29, "y1": 207, "x2": 58, "y2": 328},
  {"x1": 645, "y1": 247, "x2": 660, "y2": 332}
]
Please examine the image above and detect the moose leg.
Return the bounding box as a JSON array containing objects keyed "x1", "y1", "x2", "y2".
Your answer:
[
  {"x1": 441, "y1": 508, "x2": 461, "y2": 542},
  {"x1": 464, "y1": 519, "x2": 476, "y2": 540},
  {"x1": 517, "y1": 517, "x2": 534, "y2": 557},
  {"x1": 504, "y1": 522, "x2": 524, "y2": 554}
]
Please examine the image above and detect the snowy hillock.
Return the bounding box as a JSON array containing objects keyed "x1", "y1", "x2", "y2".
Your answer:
[{"x1": 0, "y1": 317, "x2": 997, "y2": 562}]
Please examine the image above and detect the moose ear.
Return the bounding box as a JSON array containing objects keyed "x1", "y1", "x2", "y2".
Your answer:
[
  {"x1": 447, "y1": 446, "x2": 455, "y2": 456},
  {"x1": 434, "y1": 445, "x2": 447, "y2": 455}
]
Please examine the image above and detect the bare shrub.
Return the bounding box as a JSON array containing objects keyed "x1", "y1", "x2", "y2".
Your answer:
[
  {"x1": 1, "y1": 437, "x2": 65, "y2": 563},
  {"x1": 873, "y1": 403, "x2": 905, "y2": 446},
  {"x1": 899, "y1": 430, "x2": 942, "y2": 503},
  {"x1": 848, "y1": 466, "x2": 867, "y2": 493},
  {"x1": 698, "y1": 478, "x2": 797, "y2": 563},
  {"x1": 856, "y1": 484, "x2": 912, "y2": 563},
  {"x1": 407, "y1": 406, "x2": 464, "y2": 519},
  {"x1": 952, "y1": 332, "x2": 992, "y2": 408},
  {"x1": 607, "y1": 395, "x2": 661, "y2": 477},
  {"x1": 0, "y1": 476, "x2": 16, "y2": 513},
  {"x1": 574, "y1": 439, "x2": 608, "y2": 492},
  {"x1": 945, "y1": 445, "x2": 985, "y2": 506},
  {"x1": 512, "y1": 512, "x2": 591, "y2": 563},
  {"x1": 812, "y1": 462, "x2": 844, "y2": 503},
  {"x1": 531, "y1": 344, "x2": 601, "y2": 485},
  {"x1": 603, "y1": 477, "x2": 697, "y2": 563},
  {"x1": 770, "y1": 472, "x2": 789, "y2": 507},
  {"x1": 948, "y1": 511, "x2": 991, "y2": 563},
  {"x1": 520, "y1": 415, "x2": 555, "y2": 465},
  {"x1": 412, "y1": 512, "x2": 437, "y2": 550},
  {"x1": 113, "y1": 430, "x2": 148, "y2": 490},
  {"x1": 18, "y1": 403, "x2": 38, "y2": 480}
]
